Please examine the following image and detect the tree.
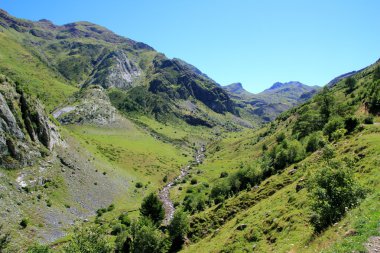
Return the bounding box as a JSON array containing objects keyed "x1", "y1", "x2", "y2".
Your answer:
[
  {"x1": 168, "y1": 210, "x2": 189, "y2": 252},
  {"x1": 140, "y1": 193, "x2": 165, "y2": 225},
  {"x1": 318, "y1": 88, "x2": 335, "y2": 123},
  {"x1": 64, "y1": 225, "x2": 113, "y2": 253},
  {"x1": 345, "y1": 77, "x2": 356, "y2": 94},
  {"x1": 306, "y1": 132, "x2": 325, "y2": 153},
  {"x1": 130, "y1": 218, "x2": 169, "y2": 253},
  {"x1": 323, "y1": 117, "x2": 344, "y2": 141},
  {"x1": 308, "y1": 166, "x2": 365, "y2": 233}
]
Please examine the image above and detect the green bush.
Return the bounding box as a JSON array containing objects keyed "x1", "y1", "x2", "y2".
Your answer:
[
  {"x1": 306, "y1": 132, "x2": 325, "y2": 153},
  {"x1": 135, "y1": 182, "x2": 143, "y2": 188},
  {"x1": 27, "y1": 244, "x2": 52, "y2": 253},
  {"x1": 64, "y1": 225, "x2": 113, "y2": 253},
  {"x1": 128, "y1": 218, "x2": 170, "y2": 253},
  {"x1": 308, "y1": 166, "x2": 365, "y2": 233},
  {"x1": 276, "y1": 132, "x2": 286, "y2": 143},
  {"x1": 168, "y1": 209, "x2": 189, "y2": 251},
  {"x1": 140, "y1": 193, "x2": 165, "y2": 225},
  {"x1": 118, "y1": 213, "x2": 131, "y2": 226},
  {"x1": 323, "y1": 117, "x2": 344, "y2": 140},
  {"x1": 331, "y1": 128, "x2": 347, "y2": 141},
  {"x1": 20, "y1": 218, "x2": 28, "y2": 229},
  {"x1": 364, "y1": 116, "x2": 374, "y2": 124},
  {"x1": 220, "y1": 171, "x2": 229, "y2": 178},
  {"x1": 344, "y1": 116, "x2": 359, "y2": 134},
  {"x1": 190, "y1": 178, "x2": 198, "y2": 185}
]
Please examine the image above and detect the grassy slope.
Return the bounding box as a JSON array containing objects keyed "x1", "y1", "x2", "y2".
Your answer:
[
  {"x1": 182, "y1": 126, "x2": 380, "y2": 253},
  {"x1": 179, "y1": 63, "x2": 380, "y2": 252},
  {"x1": 0, "y1": 30, "x2": 77, "y2": 111}
]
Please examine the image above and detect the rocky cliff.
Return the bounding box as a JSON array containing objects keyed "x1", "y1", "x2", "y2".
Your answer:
[{"x1": 0, "y1": 75, "x2": 60, "y2": 169}]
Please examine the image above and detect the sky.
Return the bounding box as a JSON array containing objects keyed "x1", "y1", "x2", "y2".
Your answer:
[{"x1": 1, "y1": 0, "x2": 380, "y2": 93}]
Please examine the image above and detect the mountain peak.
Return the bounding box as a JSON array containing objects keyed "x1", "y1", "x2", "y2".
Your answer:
[
  {"x1": 268, "y1": 81, "x2": 305, "y2": 90},
  {"x1": 223, "y1": 82, "x2": 245, "y2": 93}
]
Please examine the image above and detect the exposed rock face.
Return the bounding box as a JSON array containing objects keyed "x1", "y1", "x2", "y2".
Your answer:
[
  {"x1": 53, "y1": 85, "x2": 117, "y2": 125},
  {"x1": 0, "y1": 76, "x2": 60, "y2": 168},
  {"x1": 86, "y1": 50, "x2": 141, "y2": 89},
  {"x1": 148, "y1": 55, "x2": 236, "y2": 115}
]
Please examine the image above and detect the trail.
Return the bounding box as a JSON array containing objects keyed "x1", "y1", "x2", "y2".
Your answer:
[{"x1": 159, "y1": 145, "x2": 205, "y2": 225}]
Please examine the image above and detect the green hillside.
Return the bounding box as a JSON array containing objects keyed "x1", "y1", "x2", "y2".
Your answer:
[{"x1": 0, "y1": 8, "x2": 379, "y2": 253}]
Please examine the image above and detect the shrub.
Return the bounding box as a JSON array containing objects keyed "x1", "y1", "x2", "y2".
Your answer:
[
  {"x1": 323, "y1": 117, "x2": 344, "y2": 140},
  {"x1": 20, "y1": 218, "x2": 28, "y2": 229},
  {"x1": 306, "y1": 132, "x2": 325, "y2": 152},
  {"x1": 107, "y1": 204, "x2": 115, "y2": 212},
  {"x1": 27, "y1": 244, "x2": 52, "y2": 253},
  {"x1": 128, "y1": 218, "x2": 170, "y2": 253},
  {"x1": 308, "y1": 166, "x2": 365, "y2": 233},
  {"x1": 331, "y1": 128, "x2": 347, "y2": 141},
  {"x1": 210, "y1": 181, "x2": 230, "y2": 200},
  {"x1": 111, "y1": 224, "x2": 127, "y2": 236},
  {"x1": 344, "y1": 116, "x2": 360, "y2": 134},
  {"x1": 140, "y1": 193, "x2": 165, "y2": 225},
  {"x1": 276, "y1": 132, "x2": 286, "y2": 143},
  {"x1": 135, "y1": 182, "x2": 143, "y2": 188},
  {"x1": 64, "y1": 225, "x2": 113, "y2": 253},
  {"x1": 345, "y1": 77, "x2": 356, "y2": 93},
  {"x1": 364, "y1": 116, "x2": 374, "y2": 124},
  {"x1": 190, "y1": 178, "x2": 198, "y2": 185},
  {"x1": 168, "y1": 209, "x2": 189, "y2": 251},
  {"x1": 118, "y1": 213, "x2": 131, "y2": 226}
]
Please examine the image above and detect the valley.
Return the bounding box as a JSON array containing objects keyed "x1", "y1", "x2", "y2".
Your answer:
[{"x1": 0, "y1": 7, "x2": 379, "y2": 253}]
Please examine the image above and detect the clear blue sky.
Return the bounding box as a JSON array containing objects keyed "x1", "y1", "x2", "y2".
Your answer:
[{"x1": 1, "y1": 0, "x2": 380, "y2": 93}]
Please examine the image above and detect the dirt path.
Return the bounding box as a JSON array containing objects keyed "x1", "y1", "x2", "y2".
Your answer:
[{"x1": 159, "y1": 146, "x2": 205, "y2": 225}]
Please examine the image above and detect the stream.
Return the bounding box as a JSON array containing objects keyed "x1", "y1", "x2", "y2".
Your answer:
[{"x1": 159, "y1": 145, "x2": 205, "y2": 225}]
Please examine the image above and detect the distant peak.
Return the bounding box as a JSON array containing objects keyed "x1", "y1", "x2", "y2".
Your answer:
[{"x1": 269, "y1": 81, "x2": 305, "y2": 90}]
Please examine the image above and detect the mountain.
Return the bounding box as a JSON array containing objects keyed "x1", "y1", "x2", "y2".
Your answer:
[
  {"x1": 223, "y1": 81, "x2": 321, "y2": 122},
  {"x1": 0, "y1": 8, "x2": 379, "y2": 253}
]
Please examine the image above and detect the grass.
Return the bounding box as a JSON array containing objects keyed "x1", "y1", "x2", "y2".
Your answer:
[
  {"x1": 0, "y1": 30, "x2": 77, "y2": 111},
  {"x1": 180, "y1": 123, "x2": 380, "y2": 253},
  {"x1": 65, "y1": 120, "x2": 192, "y2": 214}
]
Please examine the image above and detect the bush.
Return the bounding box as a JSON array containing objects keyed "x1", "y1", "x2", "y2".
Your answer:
[
  {"x1": 306, "y1": 132, "x2": 325, "y2": 153},
  {"x1": 344, "y1": 116, "x2": 360, "y2": 134},
  {"x1": 308, "y1": 166, "x2": 365, "y2": 233},
  {"x1": 140, "y1": 193, "x2": 165, "y2": 225},
  {"x1": 64, "y1": 225, "x2": 113, "y2": 253},
  {"x1": 135, "y1": 182, "x2": 143, "y2": 188},
  {"x1": 345, "y1": 77, "x2": 356, "y2": 93},
  {"x1": 128, "y1": 218, "x2": 169, "y2": 253},
  {"x1": 168, "y1": 209, "x2": 189, "y2": 251},
  {"x1": 190, "y1": 178, "x2": 198, "y2": 185},
  {"x1": 331, "y1": 128, "x2": 347, "y2": 141},
  {"x1": 118, "y1": 213, "x2": 131, "y2": 226},
  {"x1": 107, "y1": 204, "x2": 115, "y2": 212},
  {"x1": 323, "y1": 117, "x2": 344, "y2": 140},
  {"x1": 183, "y1": 193, "x2": 207, "y2": 213},
  {"x1": 276, "y1": 132, "x2": 286, "y2": 143},
  {"x1": 210, "y1": 181, "x2": 230, "y2": 201},
  {"x1": 111, "y1": 224, "x2": 127, "y2": 236},
  {"x1": 364, "y1": 116, "x2": 374, "y2": 124},
  {"x1": 20, "y1": 218, "x2": 28, "y2": 229},
  {"x1": 27, "y1": 244, "x2": 52, "y2": 253},
  {"x1": 220, "y1": 171, "x2": 229, "y2": 178}
]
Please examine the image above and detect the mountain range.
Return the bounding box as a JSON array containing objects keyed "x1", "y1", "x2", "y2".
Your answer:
[{"x1": 0, "y1": 9, "x2": 379, "y2": 253}]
